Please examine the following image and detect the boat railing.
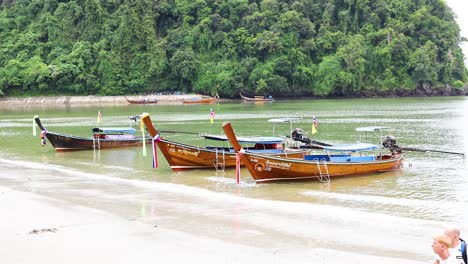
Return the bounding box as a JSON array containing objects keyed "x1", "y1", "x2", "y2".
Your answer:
[
  {"x1": 213, "y1": 148, "x2": 226, "y2": 171},
  {"x1": 93, "y1": 135, "x2": 100, "y2": 150},
  {"x1": 314, "y1": 158, "x2": 330, "y2": 182}
]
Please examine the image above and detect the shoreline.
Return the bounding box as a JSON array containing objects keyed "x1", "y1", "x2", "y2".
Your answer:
[
  {"x1": 1, "y1": 88, "x2": 467, "y2": 108},
  {"x1": 0, "y1": 94, "x2": 226, "y2": 106}
]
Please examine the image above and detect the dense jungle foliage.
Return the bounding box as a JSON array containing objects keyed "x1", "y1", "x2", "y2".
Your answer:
[{"x1": 0, "y1": 0, "x2": 467, "y2": 98}]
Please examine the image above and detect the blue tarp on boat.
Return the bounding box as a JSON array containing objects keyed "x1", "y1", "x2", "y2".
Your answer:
[{"x1": 92, "y1": 127, "x2": 136, "y2": 135}]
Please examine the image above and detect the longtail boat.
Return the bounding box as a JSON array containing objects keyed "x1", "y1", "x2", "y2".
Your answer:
[
  {"x1": 140, "y1": 113, "x2": 306, "y2": 171},
  {"x1": 34, "y1": 116, "x2": 151, "y2": 151},
  {"x1": 222, "y1": 122, "x2": 404, "y2": 183},
  {"x1": 240, "y1": 93, "x2": 274, "y2": 102},
  {"x1": 125, "y1": 97, "x2": 158, "y2": 104},
  {"x1": 182, "y1": 96, "x2": 216, "y2": 104}
]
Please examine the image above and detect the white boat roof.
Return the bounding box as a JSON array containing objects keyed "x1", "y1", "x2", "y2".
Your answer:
[
  {"x1": 268, "y1": 117, "x2": 302, "y2": 123},
  {"x1": 355, "y1": 126, "x2": 388, "y2": 132}
]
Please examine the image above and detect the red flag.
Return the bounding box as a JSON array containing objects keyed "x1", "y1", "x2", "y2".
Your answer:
[{"x1": 313, "y1": 115, "x2": 318, "y2": 127}]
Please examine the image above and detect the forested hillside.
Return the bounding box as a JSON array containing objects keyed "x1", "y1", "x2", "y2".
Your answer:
[{"x1": 0, "y1": 0, "x2": 466, "y2": 98}]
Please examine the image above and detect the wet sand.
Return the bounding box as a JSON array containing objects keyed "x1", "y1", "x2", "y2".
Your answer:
[
  {"x1": 1, "y1": 186, "x2": 284, "y2": 264},
  {"x1": 0, "y1": 185, "x2": 430, "y2": 264}
]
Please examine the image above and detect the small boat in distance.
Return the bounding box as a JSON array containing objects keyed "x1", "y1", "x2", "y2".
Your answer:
[
  {"x1": 140, "y1": 113, "x2": 306, "y2": 171},
  {"x1": 240, "y1": 93, "x2": 274, "y2": 102},
  {"x1": 34, "y1": 115, "x2": 151, "y2": 151},
  {"x1": 125, "y1": 96, "x2": 158, "y2": 104},
  {"x1": 222, "y1": 122, "x2": 404, "y2": 183},
  {"x1": 182, "y1": 96, "x2": 216, "y2": 104}
]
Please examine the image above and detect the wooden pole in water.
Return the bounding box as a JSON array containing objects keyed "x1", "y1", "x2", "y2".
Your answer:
[{"x1": 222, "y1": 122, "x2": 259, "y2": 183}]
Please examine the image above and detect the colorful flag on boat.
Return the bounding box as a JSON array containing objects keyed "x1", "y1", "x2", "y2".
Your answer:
[
  {"x1": 97, "y1": 110, "x2": 103, "y2": 124},
  {"x1": 210, "y1": 108, "x2": 215, "y2": 123},
  {"x1": 311, "y1": 115, "x2": 318, "y2": 134},
  {"x1": 152, "y1": 134, "x2": 161, "y2": 168},
  {"x1": 40, "y1": 129, "x2": 47, "y2": 146}
]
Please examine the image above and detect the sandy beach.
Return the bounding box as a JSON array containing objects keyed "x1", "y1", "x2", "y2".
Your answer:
[
  {"x1": 3, "y1": 185, "x2": 300, "y2": 264},
  {"x1": 1, "y1": 186, "x2": 278, "y2": 264},
  {"x1": 1, "y1": 184, "x2": 431, "y2": 264},
  {"x1": 0, "y1": 94, "x2": 216, "y2": 107}
]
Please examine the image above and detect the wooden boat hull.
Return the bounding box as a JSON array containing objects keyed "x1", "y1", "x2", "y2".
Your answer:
[
  {"x1": 182, "y1": 98, "x2": 215, "y2": 104},
  {"x1": 239, "y1": 153, "x2": 404, "y2": 182},
  {"x1": 44, "y1": 132, "x2": 151, "y2": 151},
  {"x1": 240, "y1": 93, "x2": 273, "y2": 102},
  {"x1": 34, "y1": 116, "x2": 150, "y2": 151},
  {"x1": 125, "y1": 97, "x2": 158, "y2": 104},
  {"x1": 156, "y1": 139, "x2": 305, "y2": 170}
]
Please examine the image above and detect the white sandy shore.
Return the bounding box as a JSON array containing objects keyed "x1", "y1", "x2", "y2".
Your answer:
[{"x1": 0, "y1": 185, "x2": 428, "y2": 264}]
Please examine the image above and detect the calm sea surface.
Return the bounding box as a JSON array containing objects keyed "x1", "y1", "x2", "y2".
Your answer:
[{"x1": 1, "y1": 97, "x2": 467, "y2": 261}]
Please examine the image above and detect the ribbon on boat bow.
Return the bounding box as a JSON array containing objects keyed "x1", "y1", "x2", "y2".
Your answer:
[
  {"x1": 40, "y1": 129, "x2": 47, "y2": 146},
  {"x1": 152, "y1": 134, "x2": 161, "y2": 168},
  {"x1": 33, "y1": 116, "x2": 37, "y2": 136},
  {"x1": 235, "y1": 148, "x2": 245, "y2": 184},
  {"x1": 141, "y1": 118, "x2": 147, "y2": 157}
]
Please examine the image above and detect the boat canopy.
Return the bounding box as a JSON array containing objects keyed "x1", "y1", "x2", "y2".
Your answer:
[
  {"x1": 267, "y1": 117, "x2": 302, "y2": 123},
  {"x1": 92, "y1": 127, "x2": 136, "y2": 135},
  {"x1": 323, "y1": 142, "x2": 378, "y2": 152},
  {"x1": 355, "y1": 126, "x2": 389, "y2": 144},
  {"x1": 268, "y1": 117, "x2": 303, "y2": 138},
  {"x1": 355, "y1": 126, "x2": 388, "y2": 132},
  {"x1": 201, "y1": 134, "x2": 284, "y2": 144}
]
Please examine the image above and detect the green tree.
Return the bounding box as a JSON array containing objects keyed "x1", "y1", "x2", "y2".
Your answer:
[{"x1": 409, "y1": 41, "x2": 438, "y2": 86}]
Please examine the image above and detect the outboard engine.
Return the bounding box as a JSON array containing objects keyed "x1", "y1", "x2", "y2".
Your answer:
[
  {"x1": 382, "y1": 135, "x2": 402, "y2": 154},
  {"x1": 292, "y1": 128, "x2": 311, "y2": 144}
]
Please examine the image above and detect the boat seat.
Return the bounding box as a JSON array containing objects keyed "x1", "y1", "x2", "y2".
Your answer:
[
  {"x1": 305, "y1": 154, "x2": 350, "y2": 161},
  {"x1": 304, "y1": 154, "x2": 331, "y2": 161}
]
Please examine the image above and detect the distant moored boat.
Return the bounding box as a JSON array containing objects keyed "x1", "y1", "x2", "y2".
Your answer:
[
  {"x1": 182, "y1": 96, "x2": 216, "y2": 104},
  {"x1": 125, "y1": 96, "x2": 158, "y2": 104},
  {"x1": 240, "y1": 93, "x2": 274, "y2": 102}
]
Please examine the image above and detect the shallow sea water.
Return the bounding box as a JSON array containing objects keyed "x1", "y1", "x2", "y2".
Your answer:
[{"x1": 1, "y1": 97, "x2": 467, "y2": 262}]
